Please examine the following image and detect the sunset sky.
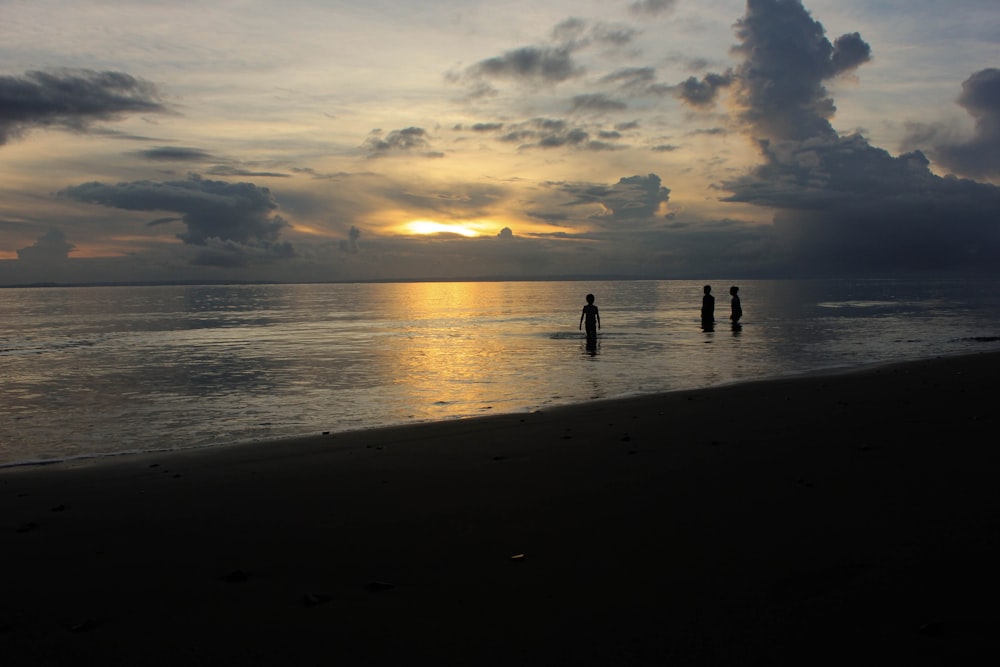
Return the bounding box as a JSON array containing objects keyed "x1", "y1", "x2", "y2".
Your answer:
[{"x1": 1, "y1": 0, "x2": 998, "y2": 284}]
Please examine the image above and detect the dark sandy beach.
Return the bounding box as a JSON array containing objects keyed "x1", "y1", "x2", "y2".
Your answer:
[{"x1": 3, "y1": 352, "x2": 1000, "y2": 666}]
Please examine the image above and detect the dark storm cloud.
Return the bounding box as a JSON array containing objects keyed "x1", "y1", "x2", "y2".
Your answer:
[
  {"x1": 147, "y1": 216, "x2": 182, "y2": 227},
  {"x1": 930, "y1": 68, "x2": 1000, "y2": 178},
  {"x1": 542, "y1": 174, "x2": 670, "y2": 227},
  {"x1": 829, "y1": 33, "x2": 872, "y2": 74},
  {"x1": 188, "y1": 237, "x2": 294, "y2": 268},
  {"x1": 363, "y1": 127, "x2": 443, "y2": 159},
  {"x1": 728, "y1": 0, "x2": 871, "y2": 141},
  {"x1": 0, "y1": 69, "x2": 166, "y2": 145},
  {"x1": 16, "y1": 229, "x2": 75, "y2": 262},
  {"x1": 723, "y1": 136, "x2": 1000, "y2": 272},
  {"x1": 60, "y1": 175, "x2": 293, "y2": 261},
  {"x1": 676, "y1": 72, "x2": 735, "y2": 107},
  {"x1": 714, "y1": 1, "x2": 1000, "y2": 274}
]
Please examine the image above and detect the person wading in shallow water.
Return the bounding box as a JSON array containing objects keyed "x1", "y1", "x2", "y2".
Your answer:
[
  {"x1": 730, "y1": 285, "x2": 742, "y2": 327},
  {"x1": 579, "y1": 293, "x2": 600, "y2": 341},
  {"x1": 701, "y1": 285, "x2": 715, "y2": 330}
]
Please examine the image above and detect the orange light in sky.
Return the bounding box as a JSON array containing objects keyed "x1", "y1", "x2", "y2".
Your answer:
[
  {"x1": 290, "y1": 223, "x2": 332, "y2": 236},
  {"x1": 405, "y1": 220, "x2": 480, "y2": 237}
]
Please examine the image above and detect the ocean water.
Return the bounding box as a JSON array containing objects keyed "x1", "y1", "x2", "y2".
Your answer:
[{"x1": 2, "y1": 278, "x2": 999, "y2": 467}]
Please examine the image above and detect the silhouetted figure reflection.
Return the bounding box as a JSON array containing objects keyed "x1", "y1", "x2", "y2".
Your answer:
[
  {"x1": 579, "y1": 293, "x2": 601, "y2": 344},
  {"x1": 701, "y1": 285, "x2": 715, "y2": 331},
  {"x1": 730, "y1": 285, "x2": 742, "y2": 332}
]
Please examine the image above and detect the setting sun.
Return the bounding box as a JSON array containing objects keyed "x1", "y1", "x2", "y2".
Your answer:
[{"x1": 405, "y1": 220, "x2": 480, "y2": 237}]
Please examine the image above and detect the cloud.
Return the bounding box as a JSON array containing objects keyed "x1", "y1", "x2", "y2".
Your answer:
[
  {"x1": 570, "y1": 93, "x2": 628, "y2": 113},
  {"x1": 676, "y1": 72, "x2": 735, "y2": 107},
  {"x1": 189, "y1": 237, "x2": 294, "y2": 269},
  {"x1": 628, "y1": 0, "x2": 678, "y2": 16},
  {"x1": 451, "y1": 19, "x2": 594, "y2": 98},
  {"x1": 60, "y1": 174, "x2": 293, "y2": 265},
  {"x1": 467, "y1": 122, "x2": 504, "y2": 132},
  {"x1": 468, "y1": 46, "x2": 582, "y2": 86},
  {"x1": 551, "y1": 18, "x2": 588, "y2": 44},
  {"x1": 205, "y1": 165, "x2": 290, "y2": 178},
  {"x1": 134, "y1": 146, "x2": 215, "y2": 162},
  {"x1": 601, "y1": 67, "x2": 657, "y2": 92},
  {"x1": 450, "y1": 17, "x2": 641, "y2": 102},
  {"x1": 131, "y1": 146, "x2": 290, "y2": 178},
  {"x1": 930, "y1": 68, "x2": 1000, "y2": 178},
  {"x1": 363, "y1": 127, "x2": 443, "y2": 159},
  {"x1": 713, "y1": 1, "x2": 1000, "y2": 274},
  {"x1": 599, "y1": 66, "x2": 677, "y2": 99},
  {"x1": 723, "y1": 136, "x2": 1000, "y2": 272},
  {"x1": 0, "y1": 69, "x2": 167, "y2": 145},
  {"x1": 590, "y1": 23, "x2": 640, "y2": 49},
  {"x1": 339, "y1": 225, "x2": 361, "y2": 254},
  {"x1": 540, "y1": 174, "x2": 671, "y2": 227},
  {"x1": 728, "y1": 0, "x2": 872, "y2": 141},
  {"x1": 497, "y1": 118, "x2": 622, "y2": 151},
  {"x1": 16, "y1": 228, "x2": 75, "y2": 262}
]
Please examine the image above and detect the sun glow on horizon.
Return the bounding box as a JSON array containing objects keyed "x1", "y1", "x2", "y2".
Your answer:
[{"x1": 404, "y1": 220, "x2": 480, "y2": 237}]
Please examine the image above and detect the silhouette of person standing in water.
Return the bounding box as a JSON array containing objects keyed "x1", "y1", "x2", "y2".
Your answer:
[
  {"x1": 579, "y1": 293, "x2": 600, "y2": 342},
  {"x1": 701, "y1": 285, "x2": 715, "y2": 330},
  {"x1": 730, "y1": 285, "x2": 742, "y2": 328}
]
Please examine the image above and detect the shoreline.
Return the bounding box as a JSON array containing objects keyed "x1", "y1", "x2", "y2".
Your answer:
[
  {"x1": 3, "y1": 351, "x2": 1000, "y2": 664},
  {"x1": 4, "y1": 349, "x2": 995, "y2": 472}
]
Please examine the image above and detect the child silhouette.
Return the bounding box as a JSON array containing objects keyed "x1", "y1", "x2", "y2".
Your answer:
[{"x1": 579, "y1": 293, "x2": 600, "y2": 339}]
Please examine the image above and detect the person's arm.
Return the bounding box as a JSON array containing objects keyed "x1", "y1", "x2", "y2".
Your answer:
[
  {"x1": 597, "y1": 308, "x2": 601, "y2": 329},
  {"x1": 579, "y1": 309, "x2": 584, "y2": 329}
]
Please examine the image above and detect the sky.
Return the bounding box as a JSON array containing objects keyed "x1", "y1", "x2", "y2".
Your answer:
[{"x1": 1, "y1": 0, "x2": 998, "y2": 284}]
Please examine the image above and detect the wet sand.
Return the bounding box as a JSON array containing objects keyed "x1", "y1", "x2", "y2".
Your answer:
[{"x1": 2, "y1": 352, "x2": 1000, "y2": 665}]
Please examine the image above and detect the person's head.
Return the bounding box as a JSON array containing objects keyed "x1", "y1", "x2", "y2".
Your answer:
[
  {"x1": 730, "y1": 285, "x2": 739, "y2": 296},
  {"x1": 586, "y1": 293, "x2": 595, "y2": 304},
  {"x1": 703, "y1": 285, "x2": 711, "y2": 294}
]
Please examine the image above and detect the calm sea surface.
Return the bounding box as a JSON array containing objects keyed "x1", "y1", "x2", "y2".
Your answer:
[{"x1": 2, "y1": 278, "x2": 1000, "y2": 466}]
